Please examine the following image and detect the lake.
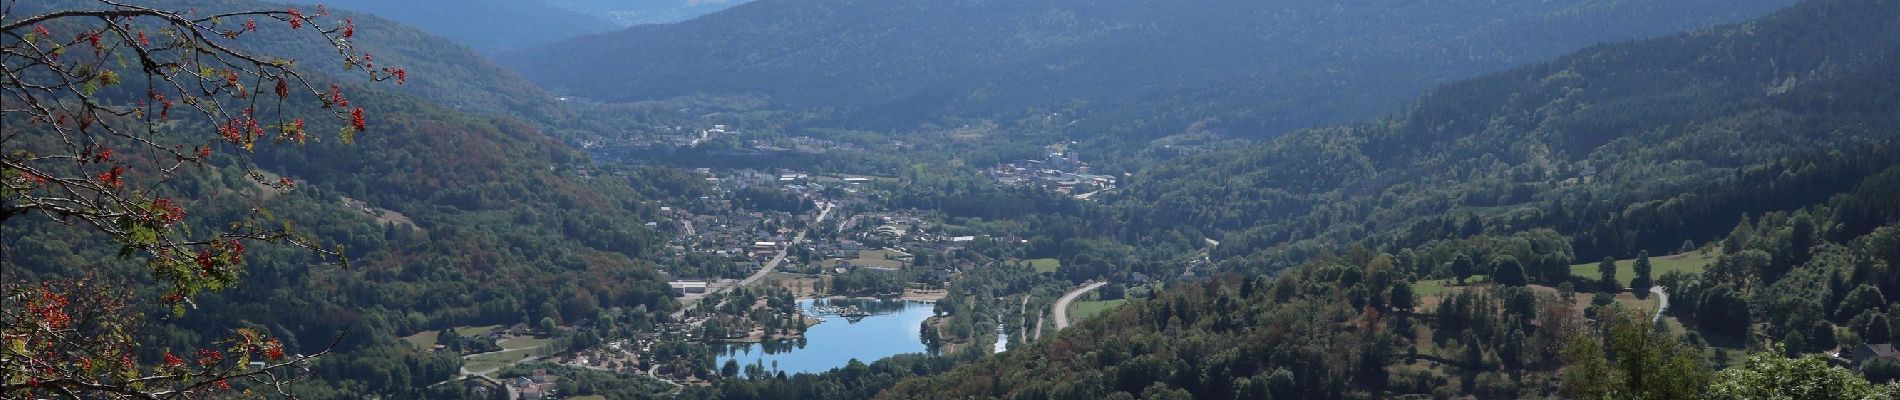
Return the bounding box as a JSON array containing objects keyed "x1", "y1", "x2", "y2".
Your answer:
[{"x1": 716, "y1": 298, "x2": 934, "y2": 376}]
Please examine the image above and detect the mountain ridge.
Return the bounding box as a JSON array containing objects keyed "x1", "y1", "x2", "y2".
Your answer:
[{"x1": 503, "y1": 0, "x2": 1801, "y2": 137}]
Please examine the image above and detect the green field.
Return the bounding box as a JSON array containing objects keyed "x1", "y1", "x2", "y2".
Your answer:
[
  {"x1": 463, "y1": 336, "x2": 553, "y2": 373},
  {"x1": 1412, "y1": 275, "x2": 1487, "y2": 296},
  {"x1": 1028, "y1": 258, "x2": 1061, "y2": 274},
  {"x1": 401, "y1": 331, "x2": 439, "y2": 350},
  {"x1": 1068, "y1": 299, "x2": 1127, "y2": 321},
  {"x1": 499, "y1": 336, "x2": 552, "y2": 351},
  {"x1": 1569, "y1": 250, "x2": 1716, "y2": 288},
  {"x1": 825, "y1": 249, "x2": 907, "y2": 269},
  {"x1": 464, "y1": 347, "x2": 538, "y2": 373},
  {"x1": 400, "y1": 325, "x2": 500, "y2": 350}
]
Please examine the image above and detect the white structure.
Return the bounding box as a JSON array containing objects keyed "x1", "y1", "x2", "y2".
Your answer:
[{"x1": 669, "y1": 281, "x2": 709, "y2": 296}]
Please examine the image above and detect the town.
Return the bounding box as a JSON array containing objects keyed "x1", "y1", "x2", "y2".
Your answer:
[
  {"x1": 983, "y1": 146, "x2": 1117, "y2": 197},
  {"x1": 410, "y1": 166, "x2": 1023, "y2": 398}
]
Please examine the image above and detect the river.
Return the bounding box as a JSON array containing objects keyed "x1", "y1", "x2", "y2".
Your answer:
[{"x1": 715, "y1": 298, "x2": 934, "y2": 376}]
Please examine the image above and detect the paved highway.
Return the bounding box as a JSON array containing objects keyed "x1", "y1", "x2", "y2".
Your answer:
[{"x1": 1051, "y1": 281, "x2": 1107, "y2": 330}]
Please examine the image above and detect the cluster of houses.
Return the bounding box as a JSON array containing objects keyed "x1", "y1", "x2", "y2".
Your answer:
[
  {"x1": 801, "y1": 211, "x2": 1008, "y2": 284},
  {"x1": 984, "y1": 150, "x2": 1117, "y2": 195},
  {"x1": 577, "y1": 124, "x2": 734, "y2": 151},
  {"x1": 576, "y1": 123, "x2": 872, "y2": 161},
  {"x1": 660, "y1": 169, "x2": 887, "y2": 274},
  {"x1": 669, "y1": 209, "x2": 797, "y2": 262},
  {"x1": 748, "y1": 135, "x2": 863, "y2": 154},
  {"x1": 556, "y1": 345, "x2": 634, "y2": 372},
  {"x1": 661, "y1": 168, "x2": 996, "y2": 291},
  {"x1": 511, "y1": 369, "x2": 560, "y2": 400}
]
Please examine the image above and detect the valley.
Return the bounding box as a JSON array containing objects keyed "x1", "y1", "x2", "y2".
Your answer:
[{"x1": 6, "y1": 0, "x2": 1899, "y2": 399}]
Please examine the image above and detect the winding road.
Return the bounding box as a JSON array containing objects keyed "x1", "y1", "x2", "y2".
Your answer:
[
  {"x1": 1651, "y1": 286, "x2": 1669, "y2": 323},
  {"x1": 1052, "y1": 282, "x2": 1107, "y2": 330}
]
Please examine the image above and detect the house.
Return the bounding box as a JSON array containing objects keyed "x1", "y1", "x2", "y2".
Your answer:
[
  {"x1": 520, "y1": 385, "x2": 544, "y2": 400},
  {"x1": 484, "y1": 326, "x2": 508, "y2": 341},
  {"x1": 1855, "y1": 343, "x2": 1898, "y2": 370}
]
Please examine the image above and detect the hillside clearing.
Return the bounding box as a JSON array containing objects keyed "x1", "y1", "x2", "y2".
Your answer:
[{"x1": 1569, "y1": 250, "x2": 1717, "y2": 288}]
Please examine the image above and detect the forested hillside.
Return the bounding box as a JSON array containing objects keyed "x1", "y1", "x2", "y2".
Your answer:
[
  {"x1": 281, "y1": 0, "x2": 619, "y2": 54},
  {"x1": 504, "y1": 0, "x2": 1796, "y2": 137},
  {"x1": 1, "y1": 1, "x2": 694, "y2": 397},
  {"x1": 244, "y1": 0, "x2": 570, "y2": 126},
  {"x1": 1116, "y1": 0, "x2": 1900, "y2": 273}
]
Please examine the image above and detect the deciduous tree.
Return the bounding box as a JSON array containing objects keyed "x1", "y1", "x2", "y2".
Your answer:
[
  {"x1": 3, "y1": 1, "x2": 400, "y2": 397},
  {"x1": 1631, "y1": 251, "x2": 1654, "y2": 298}
]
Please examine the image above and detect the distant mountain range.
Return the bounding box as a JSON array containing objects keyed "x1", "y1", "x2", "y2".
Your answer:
[
  {"x1": 502, "y1": 0, "x2": 1801, "y2": 138},
  {"x1": 283, "y1": 0, "x2": 753, "y2": 54},
  {"x1": 282, "y1": 0, "x2": 619, "y2": 54}
]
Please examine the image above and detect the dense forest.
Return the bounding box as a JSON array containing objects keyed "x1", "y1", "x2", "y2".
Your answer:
[{"x1": 1115, "y1": 0, "x2": 1900, "y2": 274}]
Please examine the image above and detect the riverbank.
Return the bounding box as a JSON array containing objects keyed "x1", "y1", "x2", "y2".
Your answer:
[{"x1": 768, "y1": 271, "x2": 949, "y2": 302}]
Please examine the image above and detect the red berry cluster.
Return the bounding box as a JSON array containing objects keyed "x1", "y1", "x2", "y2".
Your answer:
[
  {"x1": 152, "y1": 198, "x2": 186, "y2": 225},
  {"x1": 26, "y1": 288, "x2": 72, "y2": 330}
]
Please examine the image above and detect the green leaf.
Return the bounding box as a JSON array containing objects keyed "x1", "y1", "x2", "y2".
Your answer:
[{"x1": 130, "y1": 225, "x2": 158, "y2": 246}]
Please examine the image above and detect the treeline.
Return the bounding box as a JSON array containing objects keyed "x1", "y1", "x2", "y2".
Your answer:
[{"x1": 1664, "y1": 189, "x2": 1900, "y2": 354}]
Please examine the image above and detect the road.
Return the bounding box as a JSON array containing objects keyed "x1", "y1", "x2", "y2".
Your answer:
[
  {"x1": 671, "y1": 202, "x2": 834, "y2": 320},
  {"x1": 1019, "y1": 296, "x2": 1032, "y2": 342},
  {"x1": 1073, "y1": 186, "x2": 1115, "y2": 200},
  {"x1": 646, "y1": 363, "x2": 681, "y2": 387},
  {"x1": 1651, "y1": 286, "x2": 1669, "y2": 323},
  {"x1": 1051, "y1": 281, "x2": 1107, "y2": 330}
]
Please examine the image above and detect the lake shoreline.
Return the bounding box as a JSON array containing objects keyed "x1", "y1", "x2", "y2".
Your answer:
[
  {"x1": 798, "y1": 288, "x2": 948, "y2": 303},
  {"x1": 716, "y1": 298, "x2": 936, "y2": 376}
]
